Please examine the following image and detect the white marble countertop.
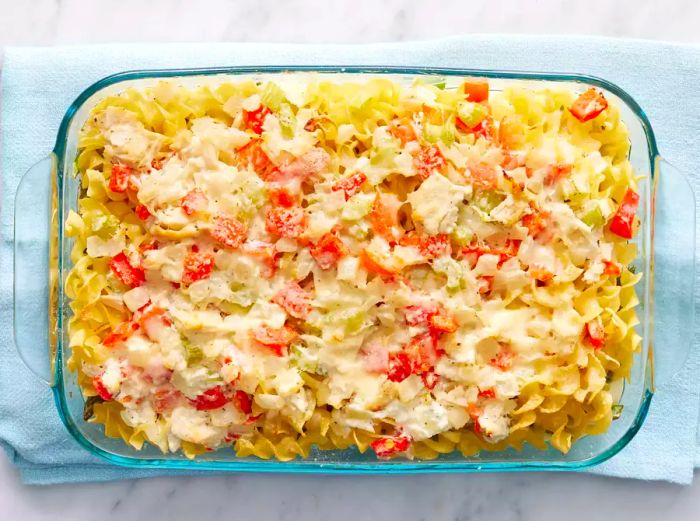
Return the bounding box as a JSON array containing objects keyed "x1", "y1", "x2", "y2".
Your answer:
[{"x1": 2, "y1": 0, "x2": 699, "y2": 519}]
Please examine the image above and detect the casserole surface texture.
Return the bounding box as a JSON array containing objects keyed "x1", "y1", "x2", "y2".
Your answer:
[{"x1": 65, "y1": 74, "x2": 640, "y2": 461}]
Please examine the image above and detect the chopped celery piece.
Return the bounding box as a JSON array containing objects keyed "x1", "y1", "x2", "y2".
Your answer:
[
  {"x1": 182, "y1": 337, "x2": 203, "y2": 364},
  {"x1": 260, "y1": 81, "x2": 287, "y2": 111},
  {"x1": 441, "y1": 121, "x2": 455, "y2": 145},
  {"x1": 457, "y1": 101, "x2": 487, "y2": 128},
  {"x1": 474, "y1": 192, "x2": 506, "y2": 214},
  {"x1": 340, "y1": 308, "x2": 366, "y2": 335},
  {"x1": 370, "y1": 147, "x2": 399, "y2": 167},
  {"x1": 422, "y1": 123, "x2": 441, "y2": 144},
  {"x1": 278, "y1": 103, "x2": 296, "y2": 138},
  {"x1": 341, "y1": 192, "x2": 375, "y2": 221},
  {"x1": 88, "y1": 213, "x2": 120, "y2": 237},
  {"x1": 452, "y1": 207, "x2": 476, "y2": 246},
  {"x1": 581, "y1": 206, "x2": 605, "y2": 227},
  {"x1": 611, "y1": 404, "x2": 624, "y2": 419},
  {"x1": 289, "y1": 344, "x2": 320, "y2": 373},
  {"x1": 432, "y1": 257, "x2": 463, "y2": 289}
]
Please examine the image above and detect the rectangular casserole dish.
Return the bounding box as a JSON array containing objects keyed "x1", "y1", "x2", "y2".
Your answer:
[{"x1": 13, "y1": 66, "x2": 696, "y2": 473}]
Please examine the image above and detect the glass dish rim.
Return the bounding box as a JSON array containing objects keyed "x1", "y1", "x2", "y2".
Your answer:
[{"x1": 50, "y1": 65, "x2": 658, "y2": 473}]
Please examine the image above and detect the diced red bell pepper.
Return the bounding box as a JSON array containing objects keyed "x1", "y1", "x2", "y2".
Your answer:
[
  {"x1": 103, "y1": 320, "x2": 139, "y2": 347},
  {"x1": 232, "y1": 390, "x2": 253, "y2": 415},
  {"x1": 191, "y1": 386, "x2": 228, "y2": 411},
  {"x1": 404, "y1": 302, "x2": 457, "y2": 335},
  {"x1": 239, "y1": 139, "x2": 278, "y2": 180},
  {"x1": 275, "y1": 148, "x2": 330, "y2": 183},
  {"x1": 404, "y1": 333, "x2": 441, "y2": 374},
  {"x1": 359, "y1": 249, "x2": 398, "y2": 278},
  {"x1": 92, "y1": 374, "x2": 114, "y2": 401},
  {"x1": 489, "y1": 347, "x2": 514, "y2": 371},
  {"x1": 421, "y1": 371, "x2": 439, "y2": 391},
  {"x1": 139, "y1": 241, "x2": 158, "y2": 254},
  {"x1": 609, "y1": 188, "x2": 639, "y2": 239},
  {"x1": 428, "y1": 311, "x2": 458, "y2": 334},
  {"x1": 109, "y1": 164, "x2": 132, "y2": 193},
  {"x1": 310, "y1": 232, "x2": 347, "y2": 270},
  {"x1": 210, "y1": 214, "x2": 247, "y2": 249},
  {"x1": 478, "y1": 388, "x2": 496, "y2": 399},
  {"x1": 134, "y1": 204, "x2": 151, "y2": 220},
  {"x1": 243, "y1": 105, "x2": 272, "y2": 134},
  {"x1": 332, "y1": 172, "x2": 367, "y2": 200},
  {"x1": 388, "y1": 117, "x2": 418, "y2": 147},
  {"x1": 370, "y1": 192, "x2": 402, "y2": 241},
  {"x1": 267, "y1": 184, "x2": 298, "y2": 207},
  {"x1": 371, "y1": 435, "x2": 411, "y2": 459},
  {"x1": 413, "y1": 145, "x2": 446, "y2": 180},
  {"x1": 153, "y1": 387, "x2": 182, "y2": 413},
  {"x1": 602, "y1": 260, "x2": 622, "y2": 277},
  {"x1": 182, "y1": 250, "x2": 215, "y2": 285},
  {"x1": 569, "y1": 88, "x2": 608, "y2": 122},
  {"x1": 181, "y1": 189, "x2": 209, "y2": 216},
  {"x1": 418, "y1": 234, "x2": 451, "y2": 260},
  {"x1": 461, "y1": 79, "x2": 489, "y2": 103},
  {"x1": 521, "y1": 208, "x2": 551, "y2": 239},
  {"x1": 109, "y1": 252, "x2": 145, "y2": 288},
  {"x1": 386, "y1": 351, "x2": 413, "y2": 383},
  {"x1": 468, "y1": 163, "x2": 499, "y2": 190},
  {"x1": 251, "y1": 324, "x2": 298, "y2": 356},
  {"x1": 265, "y1": 206, "x2": 307, "y2": 238},
  {"x1": 585, "y1": 318, "x2": 606, "y2": 349},
  {"x1": 404, "y1": 302, "x2": 440, "y2": 327},
  {"x1": 272, "y1": 281, "x2": 312, "y2": 319},
  {"x1": 544, "y1": 164, "x2": 573, "y2": 186}
]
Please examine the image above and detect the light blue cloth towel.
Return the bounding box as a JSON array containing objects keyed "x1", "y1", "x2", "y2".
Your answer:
[{"x1": 1, "y1": 36, "x2": 699, "y2": 485}]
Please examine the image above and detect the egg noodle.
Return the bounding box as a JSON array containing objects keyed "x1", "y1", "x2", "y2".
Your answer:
[{"x1": 65, "y1": 74, "x2": 641, "y2": 461}]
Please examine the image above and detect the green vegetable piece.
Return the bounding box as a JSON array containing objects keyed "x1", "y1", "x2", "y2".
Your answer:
[
  {"x1": 370, "y1": 147, "x2": 399, "y2": 168},
  {"x1": 343, "y1": 309, "x2": 366, "y2": 335},
  {"x1": 260, "y1": 82, "x2": 287, "y2": 111},
  {"x1": 440, "y1": 121, "x2": 455, "y2": 146},
  {"x1": 289, "y1": 344, "x2": 319, "y2": 373},
  {"x1": 611, "y1": 404, "x2": 624, "y2": 419},
  {"x1": 182, "y1": 337, "x2": 203, "y2": 364},
  {"x1": 457, "y1": 101, "x2": 487, "y2": 128},
  {"x1": 432, "y1": 257, "x2": 463, "y2": 289},
  {"x1": 475, "y1": 191, "x2": 506, "y2": 214},
  {"x1": 89, "y1": 213, "x2": 120, "y2": 238},
  {"x1": 341, "y1": 193, "x2": 375, "y2": 221},
  {"x1": 581, "y1": 206, "x2": 605, "y2": 227},
  {"x1": 278, "y1": 103, "x2": 296, "y2": 139},
  {"x1": 422, "y1": 123, "x2": 441, "y2": 144}
]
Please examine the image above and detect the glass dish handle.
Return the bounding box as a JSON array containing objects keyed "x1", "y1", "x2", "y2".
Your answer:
[
  {"x1": 652, "y1": 158, "x2": 696, "y2": 387},
  {"x1": 13, "y1": 155, "x2": 57, "y2": 386}
]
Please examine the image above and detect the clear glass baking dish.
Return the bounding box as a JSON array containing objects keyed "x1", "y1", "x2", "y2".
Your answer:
[{"x1": 12, "y1": 66, "x2": 696, "y2": 473}]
